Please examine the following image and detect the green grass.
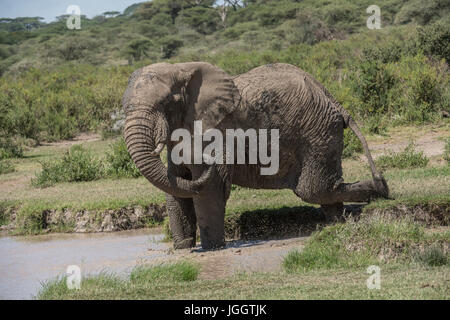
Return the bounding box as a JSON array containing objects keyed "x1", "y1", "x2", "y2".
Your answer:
[
  {"x1": 414, "y1": 243, "x2": 449, "y2": 267},
  {"x1": 282, "y1": 213, "x2": 449, "y2": 273},
  {"x1": 37, "y1": 260, "x2": 449, "y2": 300},
  {"x1": 0, "y1": 159, "x2": 14, "y2": 174},
  {"x1": 375, "y1": 142, "x2": 430, "y2": 170},
  {"x1": 130, "y1": 262, "x2": 199, "y2": 283},
  {"x1": 444, "y1": 137, "x2": 450, "y2": 164},
  {"x1": 37, "y1": 262, "x2": 200, "y2": 300},
  {"x1": 31, "y1": 139, "x2": 141, "y2": 187}
]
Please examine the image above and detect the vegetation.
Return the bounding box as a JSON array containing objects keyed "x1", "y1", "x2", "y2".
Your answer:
[
  {"x1": 104, "y1": 138, "x2": 141, "y2": 178},
  {"x1": 282, "y1": 213, "x2": 449, "y2": 273},
  {"x1": 31, "y1": 145, "x2": 103, "y2": 187},
  {"x1": 37, "y1": 261, "x2": 200, "y2": 300},
  {"x1": 444, "y1": 138, "x2": 450, "y2": 164},
  {"x1": 31, "y1": 138, "x2": 142, "y2": 187},
  {"x1": 375, "y1": 142, "x2": 429, "y2": 169},
  {"x1": 0, "y1": 159, "x2": 14, "y2": 174},
  {"x1": 36, "y1": 218, "x2": 449, "y2": 300}
]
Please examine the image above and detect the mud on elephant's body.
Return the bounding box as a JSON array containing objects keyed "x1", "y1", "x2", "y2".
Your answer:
[{"x1": 122, "y1": 62, "x2": 389, "y2": 250}]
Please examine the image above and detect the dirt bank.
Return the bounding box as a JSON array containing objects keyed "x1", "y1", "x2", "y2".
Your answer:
[{"x1": 2, "y1": 202, "x2": 448, "y2": 237}]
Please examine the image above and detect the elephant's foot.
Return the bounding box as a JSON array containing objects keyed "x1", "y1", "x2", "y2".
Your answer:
[
  {"x1": 321, "y1": 203, "x2": 344, "y2": 222},
  {"x1": 173, "y1": 237, "x2": 196, "y2": 250},
  {"x1": 166, "y1": 194, "x2": 197, "y2": 250},
  {"x1": 198, "y1": 226, "x2": 225, "y2": 250}
]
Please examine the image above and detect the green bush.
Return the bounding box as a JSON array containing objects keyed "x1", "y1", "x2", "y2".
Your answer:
[
  {"x1": 104, "y1": 138, "x2": 141, "y2": 178},
  {"x1": 394, "y1": 0, "x2": 449, "y2": 25},
  {"x1": 352, "y1": 59, "x2": 395, "y2": 120},
  {"x1": 376, "y1": 142, "x2": 429, "y2": 169},
  {"x1": 160, "y1": 36, "x2": 183, "y2": 59},
  {"x1": 415, "y1": 22, "x2": 450, "y2": 62},
  {"x1": 32, "y1": 145, "x2": 103, "y2": 187},
  {"x1": 342, "y1": 129, "x2": 363, "y2": 158},
  {"x1": 0, "y1": 159, "x2": 14, "y2": 174},
  {"x1": 0, "y1": 64, "x2": 129, "y2": 143},
  {"x1": 444, "y1": 138, "x2": 450, "y2": 164},
  {"x1": 0, "y1": 138, "x2": 23, "y2": 159},
  {"x1": 414, "y1": 243, "x2": 448, "y2": 267}
]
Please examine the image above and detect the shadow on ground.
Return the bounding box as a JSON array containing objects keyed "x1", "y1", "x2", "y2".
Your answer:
[{"x1": 225, "y1": 204, "x2": 364, "y2": 240}]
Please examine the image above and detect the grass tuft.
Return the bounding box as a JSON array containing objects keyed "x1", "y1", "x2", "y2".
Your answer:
[
  {"x1": 130, "y1": 262, "x2": 199, "y2": 283},
  {"x1": 444, "y1": 137, "x2": 450, "y2": 164},
  {"x1": 376, "y1": 142, "x2": 429, "y2": 169},
  {"x1": 37, "y1": 262, "x2": 199, "y2": 299},
  {"x1": 0, "y1": 159, "x2": 14, "y2": 174},
  {"x1": 282, "y1": 213, "x2": 449, "y2": 273},
  {"x1": 414, "y1": 243, "x2": 449, "y2": 267}
]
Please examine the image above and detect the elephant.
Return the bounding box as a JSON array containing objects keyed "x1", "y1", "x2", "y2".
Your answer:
[{"x1": 122, "y1": 62, "x2": 389, "y2": 250}]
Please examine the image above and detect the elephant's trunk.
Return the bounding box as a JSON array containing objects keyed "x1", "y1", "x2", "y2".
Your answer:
[{"x1": 124, "y1": 109, "x2": 212, "y2": 198}]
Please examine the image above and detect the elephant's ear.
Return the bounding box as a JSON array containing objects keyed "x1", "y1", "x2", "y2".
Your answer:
[{"x1": 177, "y1": 62, "x2": 240, "y2": 131}]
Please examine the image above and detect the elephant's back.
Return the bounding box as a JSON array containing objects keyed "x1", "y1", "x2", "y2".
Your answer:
[{"x1": 234, "y1": 63, "x2": 343, "y2": 145}]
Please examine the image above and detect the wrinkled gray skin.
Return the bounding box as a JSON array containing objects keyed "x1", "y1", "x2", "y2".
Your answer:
[{"x1": 123, "y1": 62, "x2": 389, "y2": 250}]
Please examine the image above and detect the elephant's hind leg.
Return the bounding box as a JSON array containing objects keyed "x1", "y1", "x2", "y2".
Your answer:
[
  {"x1": 294, "y1": 149, "x2": 384, "y2": 221},
  {"x1": 167, "y1": 194, "x2": 197, "y2": 249}
]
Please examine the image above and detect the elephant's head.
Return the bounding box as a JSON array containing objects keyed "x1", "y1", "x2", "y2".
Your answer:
[{"x1": 122, "y1": 62, "x2": 240, "y2": 198}]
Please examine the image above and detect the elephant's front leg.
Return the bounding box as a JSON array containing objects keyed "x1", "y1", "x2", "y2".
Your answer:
[
  {"x1": 191, "y1": 166, "x2": 228, "y2": 250},
  {"x1": 166, "y1": 158, "x2": 197, "y2": 249},
  {"x1": 167, "y1": 194, "x2": 197, "y2": 249}
]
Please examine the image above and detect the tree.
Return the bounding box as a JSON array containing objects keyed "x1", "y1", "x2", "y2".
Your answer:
[
  {"x1": 225, "y1": 0, "x2": 243, "y2": 11},
  {"x1": 125, "y1": 39, "x2": 152, "y2": 63},
  {"x1": 159, "y1": 36, "x2": 183, "y2": 58},
  {"x1": 218, "y1": 4, "x2": 228, "y2": 28}
]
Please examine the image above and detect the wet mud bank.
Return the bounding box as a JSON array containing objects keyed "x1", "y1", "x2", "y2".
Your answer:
[{"x1": 1, "y1": 202, "x2": 448, "y2": 238}]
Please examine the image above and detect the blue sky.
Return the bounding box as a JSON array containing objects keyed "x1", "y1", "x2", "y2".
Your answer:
[{"x1": 0, "y1": 0, "x2": 142, "y2": 22}]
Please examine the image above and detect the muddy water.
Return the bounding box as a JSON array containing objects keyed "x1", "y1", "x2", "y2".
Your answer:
[
  {"x1": 0, "y1": 229, "x2": 168, "y2": 300},
  {"x1": 0, "y1": 228, "x2": 307, "y2": 300}
]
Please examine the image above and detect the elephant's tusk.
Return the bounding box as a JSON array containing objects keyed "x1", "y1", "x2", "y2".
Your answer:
[{"x1": 150, "y1": 143, "x2": 165, "y2": 156}]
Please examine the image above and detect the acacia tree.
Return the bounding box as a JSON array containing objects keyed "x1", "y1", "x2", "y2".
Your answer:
[{"x1": 224, "y1": 0, "x2": 243, "y2": 11}]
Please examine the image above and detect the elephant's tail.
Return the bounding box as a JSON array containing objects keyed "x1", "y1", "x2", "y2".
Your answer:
[{"x1": 346, "y1": 116, "x2": 390, "y2": 199}]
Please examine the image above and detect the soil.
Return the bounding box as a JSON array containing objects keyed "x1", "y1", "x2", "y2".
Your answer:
[
  {"x1": 146, "y1": 236, "x2": 308, "y2": 280},
  {"x1": 368, "y1": 127, "x2": 448, "y2": 159}
]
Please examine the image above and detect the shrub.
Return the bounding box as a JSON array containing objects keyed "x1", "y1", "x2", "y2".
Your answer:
[
  {"x1": 415, "y1": 22, "x2": 450, "y2": 61},
  {"x1": 414, "y1": 243, "x2": 448, "y2": 267},
  {"x1": 352, "y1": 59, "x2": 395, "y2": 119},
  {"x1": 376, "y1": 142, "x2": 429, "y2": 169},
  {"x1": 0, "y1": 64, "x2": 129, "y2": 143},
  {"x1": 124, "y1": 39, "x2": 152, "y2": 63},
  {"x1": 342, "y1": 129, "x2": 363, "y2": 158},
  {"x1": 394, "y1": 0, "x2": 449, "y2": 26},
  {"x1": 0, "y1": 159, "x2": 14, "y2": 174},
  {"x1": 0, "y1": 137, "x2": 23, "y2": 159},
  {"x1": 32, "y1": 145, "x2": 103, "y2": 187},
  {"x1": 160, "y1": 36, "x2": 183, "y2": 59},
  {"x1": 444, "y1": 138, "x2": 450, "y2": 164},
  {"x1": 104, "y1": 138, "x2": 141, "y2": 178}
]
